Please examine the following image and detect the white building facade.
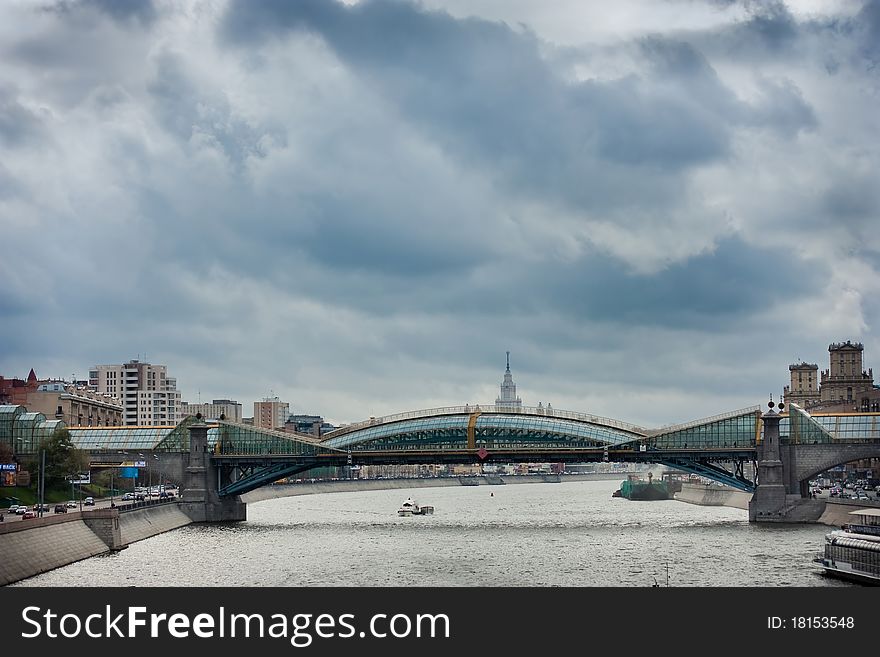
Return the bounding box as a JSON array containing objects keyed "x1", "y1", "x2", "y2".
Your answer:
[
  {"x1": 89, "y1": 360, "x2": 181, "y2": 426},
  {"x1": 180, "y1": 399, "x2": 243, "y2": 423}
]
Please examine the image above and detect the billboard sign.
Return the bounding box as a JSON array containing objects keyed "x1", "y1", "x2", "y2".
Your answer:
[{"x1": 66, "y1": 472, "x2": 91, "y2": 485}]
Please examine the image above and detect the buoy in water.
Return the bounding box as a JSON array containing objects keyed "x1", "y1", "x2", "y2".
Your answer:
[{"x1": 490, "y1": 492, "x2": 494, "y2": 497}]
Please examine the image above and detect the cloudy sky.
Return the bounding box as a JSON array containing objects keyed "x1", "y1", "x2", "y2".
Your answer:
[{"x1": 1, "y1": 0, "x2": 879, "y2": 428}]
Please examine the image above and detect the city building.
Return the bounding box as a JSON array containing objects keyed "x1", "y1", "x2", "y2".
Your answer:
[
  {"x1": 26, "y1": 381, "x2": 123, "y2": 427},
  {"x1": 783, "y1": 340, "x2": 880, "y2": 485},
  {"x1": 180, "y1": 399, "x2": 243, "y2": 423},
  {"x1": 89, "y1": 360, "x2": 181, "y2": 426},
  {"x1": 254, "y1": 397, "x2": 289, "y2": 430},
  {"x1": 784, "y1": 341, "x2": 880, "y2": 412},
  {"x1": 1, "y1": 370, "x2": 123, "y2": 426},
  {"x1": 284, "y1": 414, "x2": 338, "y2": 437},
  {"x1": 495, "y1": 351, "x2": 522, "y2": 410}
]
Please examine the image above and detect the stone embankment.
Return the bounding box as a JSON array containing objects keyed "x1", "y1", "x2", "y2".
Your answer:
[
  {"x1": 674, "y1": 483, "x2": 751, "y2": 510},
  {"x1": 0, "y1": 503, "x2": 191, "y2": 586},
  {"x1": 674, "y1": 483, "x2": 877, "y2": 526}
]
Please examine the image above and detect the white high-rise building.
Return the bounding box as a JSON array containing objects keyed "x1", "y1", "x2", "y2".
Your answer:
[
  {"x1": 495, "y1": 351, "x2": 523, "y2": 410},
  {"x1": 89, "y1": 359, "x2": 181, "y2": 426}
]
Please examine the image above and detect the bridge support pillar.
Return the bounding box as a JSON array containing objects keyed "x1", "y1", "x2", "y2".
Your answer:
[
  {"x1": 749, "y1": 405, "x2": 826, "y2": 523},
  {"x1": 749, "y1": 406, "x2": 788, "y2": 522},
  {"x1": 179, "y1": 423, "x2": 246, "y2": 523}
]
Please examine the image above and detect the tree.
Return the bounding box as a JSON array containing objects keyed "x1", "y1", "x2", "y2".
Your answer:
[{"x1": 38, "y1": 428, "x2": 90, "y2": 490}]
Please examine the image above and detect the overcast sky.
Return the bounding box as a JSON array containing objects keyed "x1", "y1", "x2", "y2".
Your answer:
[{"x1": 1, "y1": 0, "x2": 879, "y2": 428}]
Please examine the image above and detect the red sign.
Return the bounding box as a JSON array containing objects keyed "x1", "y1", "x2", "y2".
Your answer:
[{"x1": 477, "y1": 448, "x2": 488, "y2": 460}]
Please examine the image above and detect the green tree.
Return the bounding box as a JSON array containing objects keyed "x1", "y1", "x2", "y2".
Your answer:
[{"x1": 39, "y1": 428, "x2": 90, "y2": 489}]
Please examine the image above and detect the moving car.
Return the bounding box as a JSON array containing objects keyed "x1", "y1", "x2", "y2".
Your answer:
[
  {"x1": 83, "y1": 497, "x2": 95, "y2": 506},
  {"x1": 22, "y1": 510, "x2": 36, "y2": 519},
  {"x1": 54, "y1": 504, "x2": 67, "y2": 513},
  {"x1": 66, "y1": 500, "x2": 77, "y2": 508}
]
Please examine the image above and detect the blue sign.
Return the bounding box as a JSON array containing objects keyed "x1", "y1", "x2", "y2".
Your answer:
[
  {"x1": 119, "y1": 467, "x2": 139, "y2": 479},
  {"x1": 0, "y1": 464, "x2": 16, "y2": 471}
]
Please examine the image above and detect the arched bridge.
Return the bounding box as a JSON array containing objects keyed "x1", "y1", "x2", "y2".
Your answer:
[
  {"x1": 54, "y1": 402, "x2": 880, "y2": 522},
  {"x1": 211, "y1": 404, "x2": 766, "y2": 495}
]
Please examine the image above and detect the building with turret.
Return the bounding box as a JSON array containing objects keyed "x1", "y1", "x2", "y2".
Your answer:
[
  {"x1": 495, "y1": 352, "x2": 523, "y2": 410},
  {"x1": 784, "y1": 341, "x2": 880, "y2": 412}
]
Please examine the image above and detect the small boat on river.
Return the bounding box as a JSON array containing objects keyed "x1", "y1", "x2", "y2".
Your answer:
[{"x1": 398, "y1": 497, "x2": 434, "y2": 516}]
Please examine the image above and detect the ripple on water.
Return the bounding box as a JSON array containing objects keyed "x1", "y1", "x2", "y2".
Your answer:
[{"x1": 10, "y1": 481, "x2": 852, "y2": 587}]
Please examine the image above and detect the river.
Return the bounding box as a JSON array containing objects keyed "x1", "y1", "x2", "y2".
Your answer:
[{"x1": 10, "y1": 480, "x2": 851, "y2": 587}]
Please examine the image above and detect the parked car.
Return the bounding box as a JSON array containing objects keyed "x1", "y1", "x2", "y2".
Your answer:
[
  {"x1": 83, "y1": 497, "x2": 95, "y2": 506},
  {"x1": 54, "y1": 504, "x2": 67, "y2": 513}
]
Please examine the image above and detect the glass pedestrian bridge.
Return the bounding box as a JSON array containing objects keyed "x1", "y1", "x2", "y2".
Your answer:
[
  {"x1": 3, "y1": 402, "x2": 879, "y2": 496},
  {"x1": 3, "y1": 402, "x2": 879, "y2": 458}
]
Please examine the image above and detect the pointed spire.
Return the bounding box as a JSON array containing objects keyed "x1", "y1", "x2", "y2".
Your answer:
[
  {"x1": 27, "y1": 368, "x2": 37, "y2": 383},
  {"x1": 506, "y1": 351, "x2": 510, "y2": 372}
]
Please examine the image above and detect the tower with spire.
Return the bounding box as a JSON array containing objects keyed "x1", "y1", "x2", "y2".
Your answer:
[{"x1": 495, "y1": 351, "x2": 523, "y2": 410}]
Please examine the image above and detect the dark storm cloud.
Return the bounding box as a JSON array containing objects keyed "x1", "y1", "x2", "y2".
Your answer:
[
  {"x1": 218, "y1": 0, "x2": 815, "y2": 224},
  {"x1": 547, "y1": 236, "x2": 819, "y2": 328},
  {"x1": 1, "y1": 0, "x2": 875, "y2": 423},
  {"x1": 854, "y1": 0, "x2": 880, "y2": 70}
]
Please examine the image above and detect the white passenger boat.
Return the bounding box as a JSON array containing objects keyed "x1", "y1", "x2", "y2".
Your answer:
[
  {"x1": 815, "y1": 508, "x2": 880, "y2": 585},
  {"x1": 397, "y1": 497, "x2": 434, "y2": 516}
]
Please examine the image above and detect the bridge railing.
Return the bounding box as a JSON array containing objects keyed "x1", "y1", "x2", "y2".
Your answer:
[{"x1": 322, "y1": 405, "x2": 648, "y2": 440}]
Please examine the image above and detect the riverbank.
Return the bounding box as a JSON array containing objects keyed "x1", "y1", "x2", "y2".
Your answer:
[
  {"x1": 241, "y1": 472, "x2": 626, "y2": 503},
  {"x1": 0, "y1": 503, "x2": 191, "y2": 586},
  {"x1": 673, "y1": 483, "x2": 878, "y2": 526}
]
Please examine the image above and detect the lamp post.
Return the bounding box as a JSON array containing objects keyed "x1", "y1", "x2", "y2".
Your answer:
[{"x1": 38, "y1": 449, "x2": 45, "y2": 518}]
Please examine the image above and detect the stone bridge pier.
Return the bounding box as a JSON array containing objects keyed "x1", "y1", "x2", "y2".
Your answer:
[
  {"x1": 178, "y1": 423, "x2": 246, "y2": 523},
  {"x1": 750, "y1": 406, "x2": 880, "y2": 523}
]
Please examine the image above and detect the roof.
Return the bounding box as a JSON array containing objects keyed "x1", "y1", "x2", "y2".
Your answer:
[{"x1": 849, "y1": 508, "x2": 880, "y2": 517}]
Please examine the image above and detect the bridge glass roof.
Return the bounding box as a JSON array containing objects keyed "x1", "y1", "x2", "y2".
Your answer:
[
  {"x1": 649, "y1": 407, "x2": 760, "y2": 450},
  {"x1": 69, "y1": 418, "x2": 220, "y2": 451},
  {"x1": 214, "y1": 421, "x2": 341, "y2": 456},
  {"x1": 781, "y1": 405, "x2": 834, "y2": 444},
  {"x1": 780, "y1": 410, "x2": 880, "y2": 443},
  {"x1": 474, "y1": 415, "x2": 640, "y2": 448},
  {"x1": 322, "y1": 413, "x2": 644, "y2": 451},
  {"x1": 0, "y1": 405, "x2": 67, "y2": 455}
]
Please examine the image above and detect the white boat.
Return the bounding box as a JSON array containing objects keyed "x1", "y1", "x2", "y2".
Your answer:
[
  {"x1": 397, "y1": 497, "x2": 434, "y2": 516},
  {"x1": 815, "y1": 508, "x2": 880, "y2": 585}
]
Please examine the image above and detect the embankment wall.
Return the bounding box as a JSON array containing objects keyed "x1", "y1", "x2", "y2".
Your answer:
[{"x1": 0, "y1": 504, "x2": 193, "y2": 586}]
